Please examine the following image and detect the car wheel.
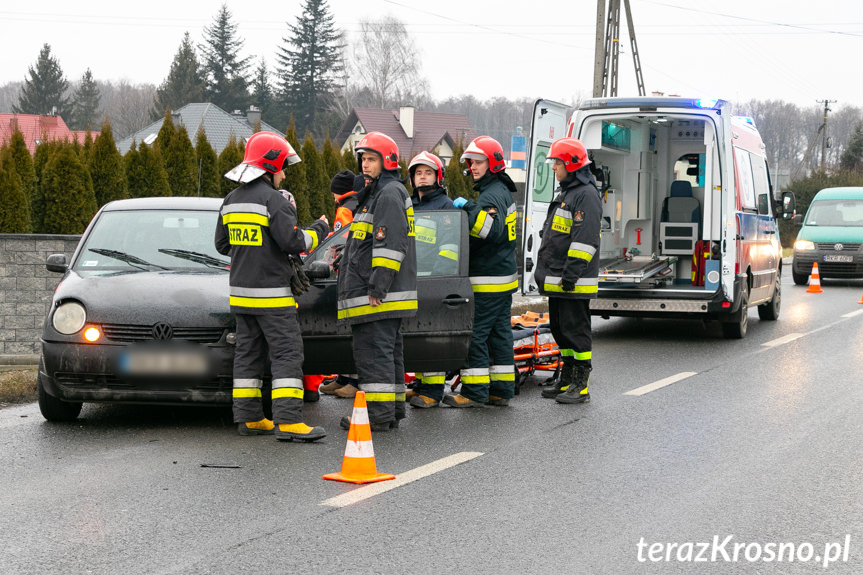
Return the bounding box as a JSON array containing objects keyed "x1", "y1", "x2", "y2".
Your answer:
[
  {"x1": 758, "y1": 271, "x2": 781, "y2": 321},
  {"x1": 722, "y1": 285, "x2": 749, "y2": 339},
  {"x1": 792, "y1": 267, "x2": 808, "y2": 285},
  {"x1": 37, "y1": 360, "x2": 82, "y2": 422}
]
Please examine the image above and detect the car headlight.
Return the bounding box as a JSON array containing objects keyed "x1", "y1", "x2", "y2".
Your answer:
[
  {"x1": 52, "y1": 302, "x2": 86, "y2": 334},
  {"x1": 794, "y1": 240, "x2": 815, "y2": 251}
]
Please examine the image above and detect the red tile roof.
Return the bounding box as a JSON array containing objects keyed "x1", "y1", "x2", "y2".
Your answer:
[{"x1": 0, "y1": 114, "x2": 99, "y2": 155}]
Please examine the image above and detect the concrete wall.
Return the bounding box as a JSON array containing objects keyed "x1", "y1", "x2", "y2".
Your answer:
[{"x1": 0, "y1": 234, "x2": 81, "y2": 357}]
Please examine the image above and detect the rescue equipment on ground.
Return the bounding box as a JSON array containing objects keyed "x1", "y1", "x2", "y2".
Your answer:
[{"x1": 323, "y1": 391, "x2": 395, "y2": 484}]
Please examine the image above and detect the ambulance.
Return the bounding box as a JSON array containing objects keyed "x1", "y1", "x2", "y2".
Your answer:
[{"x1": 522, "y1": 97, "x2": 796, "y2": 338}]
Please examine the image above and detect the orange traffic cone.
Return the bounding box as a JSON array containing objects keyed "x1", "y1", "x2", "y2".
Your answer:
[
  {"x1": 323, "y1": 391, "x2": 395, "y2": 484},
  {"x1": 858, "y1": 293, "x2": 863, "y2": 304},
  {"x1": 806, "y1": 262, "x2": 823, "y2": 293}
]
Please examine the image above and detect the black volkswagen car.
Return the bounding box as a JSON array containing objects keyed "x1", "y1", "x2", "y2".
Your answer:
[{"x1": 38, "y1": 197, "x2": 474, "y2": 421}]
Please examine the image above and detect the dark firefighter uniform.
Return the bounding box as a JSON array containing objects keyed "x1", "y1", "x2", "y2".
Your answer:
[
  {"x1": 410, "y1": 187, "x2": 457, "y2": 403},
  {"x1": 457, "y1": 172, "x2": 519, "y2": 403},
  {"x1": 535, "y1": 166, "x2": 601, "y2": 401},
  {"x1": 215, "y1": 177, "x2": 328, "y2": 425},
  {"x1": 337, "y1": 170, "x2": 418, "y2": 424}
]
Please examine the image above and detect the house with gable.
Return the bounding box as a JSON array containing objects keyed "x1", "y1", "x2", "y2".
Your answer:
[
  {"x1": 335, "y1": 106, "x2": 476, "y2": 164},
  {"x1": 116, "y1": 104, "x2": 282, "y2": 155},
  {"x1": 0, "y1": 113, "x2": 98, "y2": 154}
]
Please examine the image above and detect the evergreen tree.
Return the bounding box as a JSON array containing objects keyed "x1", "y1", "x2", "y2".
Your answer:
[
  {"x1": 342, "y1": 145, "x2": 358, "y2": 174},
  {"x1": 89, "y1": 121, "x2": 127, "y2": 206},
  {"x1": 0, "y1": 148, "x2": 32, "y2": 233},
  {"x1": 13, "y1": 43, "x2": 71, "y2": 117},
  {"x1": 153, "y1": 32, "x2": 205, "y2": 118},
  {"x1": 301, "y1": 133, "x2": 332, "y2": 221},
  {"x1": 5, "y1": 129, "x2": 37, "y2": 222},
  {"x1": 81, "y1": 130, "x2": 94, "y2": 159},
  {"x1": 155, "y1": 109, "x2": 178, "y2": 156},
  {"x1": 199, "y1": 4, "x2": 251, "y2": 113},
  {"x1": 32, "y1": 140, "x2": 64, "y2": 232},
  {"x1": 840, "y1": 121, "x2": 863, "y2": 173},
  {"x1": 166, "y1": 124, "x2": 198, "y2": 196},
  {"x1": 283, "y1": 120, "x2": 311, "y2": 224},
  {"x1": 277, "y1": 0, "x2": 343, "y2": 137},
  {"x1": 195, "y1": 126, "x2": 221, "y2": 197},
  {"x1": 251, "y1": 58, "x2": 274, "y2": 118},
  {"x1": 71, "y1": 68, "x2": 101, "y2": 130},
  {"x1": 218, "y1": 134, "x2": 243, "y2": 196},
  {"x1": 127, "y1": 142, "x2": 171, "y2": 198},
  {"x1": 445, "y1": 140, "x2": 472, "y2": 200},
  {"x1": 41, "y1": 144, "x2": 98, "y2": 234},
  {"x1": 321, "y1": 135, "x2": 343, "y2": 178}
]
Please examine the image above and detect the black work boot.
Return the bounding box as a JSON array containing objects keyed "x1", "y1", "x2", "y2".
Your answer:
[
  {"x1": 555, "y1": 364, "x2": 591, "y2": 404},
  {"x1": 541, "y1": 362, "x2": 574, "y2": 398}
]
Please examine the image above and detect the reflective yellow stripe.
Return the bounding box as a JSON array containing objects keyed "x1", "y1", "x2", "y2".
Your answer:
[
  {"x1": 395, "y1": 392, "x2": 406, "y2": 401},
  {"x1": 567, "y1": 249, "x2": 593, "y2": 261},
  {"x1": 351, "y1": 221, "x2": 373, "y2": 240},
  {"x1": 470, "y1": 211, "x2": 491, "y2": 238},
  {"x1": 272, "y1": 388, "x2": 304, "y2": 400},
  {"x1": 232, "y1": 388, "x2": 262, "y2": 398},
  {"x1": 439, "y1": 249, "x2": 458, "y2": 261},
  {"x1": 551, "y1": 215, "x2": 571, "y2": 234},
  {"x1": 421, "y1": 375, "x2": 446, "y2": 384},
  {"x1": 223, "y1": 213, "x2": 269, "y2": 227},
  {"x1": 372, "y1": 257, "x2": 401, "y2": 271},
  {"x1": 560, "y1": 349, "x2": 575, "y2": 357},
  {"x1": 230, "y1": 296, "x2": 296, "y2": 308},
  {"x1": 472, "y1": 279, "x2": 518, "y2": 293},
  {"x1": 575, "y1": 351, "x2": 592, "y2": 361},
  {"x1": 461, "y1": 375, "x2": 490, "y2": 384},
  {"x1": 304, "y1": 230, "x2": 319, "y2": 251},
  {"x1": 543, "y1": 283, "x2": 598, "y2": 294},
  {"x1": 490, "y1": 372, "x2": 516, "y2": 381},
  {"x1": 365, "y1": 392, "x2": 397, "y2": 402},
  {"x1": 337, "y1": 300, "x2": 418, "y2": 320}
]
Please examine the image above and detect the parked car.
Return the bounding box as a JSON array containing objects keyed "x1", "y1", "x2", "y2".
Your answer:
[
  {"x1": 792, "y1": 187, "x2": 863, "y2": 284},
  {"x1": 38, "y1": 197, "x2": 473, "y2": 421}
]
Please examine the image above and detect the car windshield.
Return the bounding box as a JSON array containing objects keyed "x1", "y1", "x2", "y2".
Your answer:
[
  {"x1": 74, "y1": 210, "x2": 228, "y2": 273},
  {"x1": 805, "y1": 199, "x2": 863, "y2": 227}
]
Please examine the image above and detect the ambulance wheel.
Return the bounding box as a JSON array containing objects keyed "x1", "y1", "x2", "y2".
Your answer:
[
  {"x1": 758, "y1": 271, "x2": 781, "y2": 321},
  {"x1": 722, "y1": 286, "x2": 749, "y2": 339}
]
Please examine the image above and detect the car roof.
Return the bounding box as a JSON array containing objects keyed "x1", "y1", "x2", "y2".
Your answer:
[
  {"x1": 101, "y1": 197, "x2": 223, "y2": 212},
  {"x1": 814, "y1": 187, "x2": 863, "y2": 201}
]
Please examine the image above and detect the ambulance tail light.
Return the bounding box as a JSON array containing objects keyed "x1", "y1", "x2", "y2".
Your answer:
[{"x1": 722, "y1": 301, "x2": 731, "y2": 308}]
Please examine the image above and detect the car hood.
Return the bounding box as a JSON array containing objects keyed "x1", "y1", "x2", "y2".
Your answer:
[
  {"x1": 53, "y1": 270, "x2": 232, "y2": 327},
  {"x1": 797, "y1": 225, "x2": 863, "y2": 243}
]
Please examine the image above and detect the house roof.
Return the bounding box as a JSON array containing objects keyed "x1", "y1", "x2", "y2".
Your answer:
[
  {"x1": 0, "y1": 114, "x2": 99, "y2": 155},
  {"x1": 335, "y1": 108, "x2": 476, "y2": 159},
  {"x1": 115, "y1": 103, "x2": 282, "y2": 155}
]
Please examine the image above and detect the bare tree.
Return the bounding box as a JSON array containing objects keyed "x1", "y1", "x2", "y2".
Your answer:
[
  {"x1": 0, "y1": 82, "x2": 23, "y2": 113},
  {"x1": 103, "y1": 81, "x2": 157, "y2": 140},
  {"x1": 349, "y1": 16, "x2": 425, "y2": 109}
]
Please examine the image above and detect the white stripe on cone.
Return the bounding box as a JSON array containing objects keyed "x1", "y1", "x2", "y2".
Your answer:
[{"x1": 344, "y1": 441, "x2": 376, "y2": 459}]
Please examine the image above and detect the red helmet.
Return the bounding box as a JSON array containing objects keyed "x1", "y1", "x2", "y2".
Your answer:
[
  {"x1": 356, "y1": 131, "x2": 399, "y2": 171},
  {"x1": 225, "y1": 132, "x2": 300, "y2": 183},
  {"x1": 547, "y1": 137, "x2": 590, "y2": 172},
  {"x1": 460, "y1": 136, "x2": 505, "y2": 173},
  {"x1": 408, "y1": 151, "x2": 445, "y2": 188}
]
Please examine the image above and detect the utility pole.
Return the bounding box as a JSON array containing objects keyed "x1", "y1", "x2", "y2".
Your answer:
[
  {"x1": 593, "y1": 0, "x2": 645, "y2": 98},
  {"x1": 817, "y1": 98, "x2": 837, "y2": 171}
]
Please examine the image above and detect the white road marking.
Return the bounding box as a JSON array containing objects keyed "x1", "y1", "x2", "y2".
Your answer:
[
  {"x1": 320, "y1": 451, "x2": 483, "y2": 508},
  {"x1": 842, "y1": 309, "x2": 863, "y2": 318},
  {"x1": 762, "y1": 332, "x2": 805, "y2": 347},
  {"x1": 624, "y1": 372, "x2": 698, "y2": 396}
]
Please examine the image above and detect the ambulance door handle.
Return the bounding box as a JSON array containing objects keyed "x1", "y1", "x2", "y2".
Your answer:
[{"x1": 442, "y1": 296, "x2": 470, "y2": 306}]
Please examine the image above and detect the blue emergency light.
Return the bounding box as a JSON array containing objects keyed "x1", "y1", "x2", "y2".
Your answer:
[{"x1": 695, "y1": 99, "x2": 719, "y2": 109}]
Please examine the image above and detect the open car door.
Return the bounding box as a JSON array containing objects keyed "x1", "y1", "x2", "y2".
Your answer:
[
  {"x1": 297, "y1": 209, "x2": 474, "y2": 374},
  {"x1": 522, "y1": 99, "x2": 568, "y2": 294}
]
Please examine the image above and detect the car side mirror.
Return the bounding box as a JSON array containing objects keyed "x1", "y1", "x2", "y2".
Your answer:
[
  {"x1": 781, "y1": 191, "x2": 796, "y2": 221},
  {"x1": 46, "y1": 254, "x2": 68, "y2": 273},
  {"x1": 305, "y1": 260, "x2": 332, "y2": 280}
]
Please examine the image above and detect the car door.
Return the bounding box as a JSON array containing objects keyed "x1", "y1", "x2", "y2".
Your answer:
[{"x1": 297, "y1": 209, "x2": 474, "y2": 374}]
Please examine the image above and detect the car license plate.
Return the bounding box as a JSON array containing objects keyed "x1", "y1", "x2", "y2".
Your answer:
[
  {"x1": 118, "y1": 344, "x2": 210, "y2": 377},
  {"x1": 824, "y1": 254, "x2": 853, "y2": 263}
]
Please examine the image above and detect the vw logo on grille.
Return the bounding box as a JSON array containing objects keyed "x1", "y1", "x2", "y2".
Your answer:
[
  {"x1": 834, "y1": 243, "x2": 844, "y2": 251},
  {"x1": 152, "y1": 322, "x2": 173, "y2": 340}
]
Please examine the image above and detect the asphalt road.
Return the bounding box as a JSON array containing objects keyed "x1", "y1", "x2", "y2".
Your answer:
[{"x1": 2, "y1": 275, "x2": 863, "y2": 575}]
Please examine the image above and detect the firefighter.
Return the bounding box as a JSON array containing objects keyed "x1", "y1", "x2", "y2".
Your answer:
[
  {"x1": 405, "y1": 151, "x2": 457, "y2": 408},
  {"x1": 214, "y1": 131, "x2": 329, "y2": 440},
  {"x1": 445, "y1": 136, "x2": 518, "y2": 408},
  {"x1": 337, "y1": 131, "x2": 417, "y2": 431},
  {"x1": 535, "y1": 137, "x2": 601, "y2": 404}
]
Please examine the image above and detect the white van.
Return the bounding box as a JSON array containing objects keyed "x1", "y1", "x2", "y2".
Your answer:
[{"x1": 522, "y1": 97, "x2": 795, "y2": 338}]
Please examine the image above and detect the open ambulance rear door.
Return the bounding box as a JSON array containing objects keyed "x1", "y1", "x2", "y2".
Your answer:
[{"x1": 522, "y1": 99, "x2": 568, "y2": 295}]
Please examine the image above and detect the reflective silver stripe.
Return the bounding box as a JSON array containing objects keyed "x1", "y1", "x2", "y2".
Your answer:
[
  {"x1": 354, "y1": 212, "x2": 374, "y2": 223},
  {"x1": 372, "y1": 248, "x2": 405, "y2": 262},
  {"x1": 460, "y1": 368, "x2": 489, "y2": 377},
  {"x1": 506, "y1": 204, "x2": 516, "y2": 216},
  {"x1": 544, "y1": 276, "x2": 599, "y2": 287},
  {"x1": 362, "y1": 383, "x2": 400, "y2": 393},
  {"x1": 222, "y1": 203, "x2": 269, "y2": 217},
  {"x1": 568, "y1": 242, "x2": 597, "y2": 256},
  {"x1": 230, "y1": 286, "x2": 292, "y2": 298},
  {"x1": 233, "y1": 378, "x2": 262, "y2": 389},
  {"x1": 272, "y1": 377, "x2": 303, "y2": 389},
  {"x1": 555, "y1": 208, "x2": 573, "y2": 219},
  {"x1": 338, "y1": 290, "x2": 419, "y2": 310},
  {"x1": 469, "y1": 273, "x2": 518, "y2": 286},
  {"x1": 421, "y1": 371, "x2": 446, "y2": 377},
  {"x1": 404, "y1": 197, "x2": 413, "y2": 209},
  {"x1": 476, "y1": 213, "x2": 493, "y2": 239},
  {"x1": 489, "y1": 365, "x2": 514, "y2": 375},
  {"x1": 302, "y1": 230, "x2": 315, "y2": 251}
]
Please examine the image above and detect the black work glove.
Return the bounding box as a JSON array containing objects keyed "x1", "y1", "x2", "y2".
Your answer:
[
  {"x1": 331, "y1": 250, "x2": 343, "y2": 271},
  {"x1": 288, "y1": 255, "x2": 310, "y2": 296},
  {"x1": 560, "y1": 278, "x2": 576, "y2": 292}
]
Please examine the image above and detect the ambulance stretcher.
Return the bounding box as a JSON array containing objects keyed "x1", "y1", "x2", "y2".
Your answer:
[{"x1": 598, "y1": 254, "x2": 677, "y2": 285}]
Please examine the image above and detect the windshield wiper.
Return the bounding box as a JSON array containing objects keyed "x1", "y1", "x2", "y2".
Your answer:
[
  {"x1": 158, "y1": 248, "x2": 230, "y2": 270},
  {"x1": 88, "y1": 248, "x2": 168, "y2": 270}
]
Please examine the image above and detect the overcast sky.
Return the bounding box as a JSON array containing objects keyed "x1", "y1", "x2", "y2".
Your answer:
[{"x1": 1, "y1": 0, "x2": 861, "y2": 110}]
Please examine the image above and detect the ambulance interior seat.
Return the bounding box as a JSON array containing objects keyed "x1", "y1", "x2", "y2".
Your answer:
[{"x1": 659, "y1": 180, "x2": 701, "y2": 255}]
